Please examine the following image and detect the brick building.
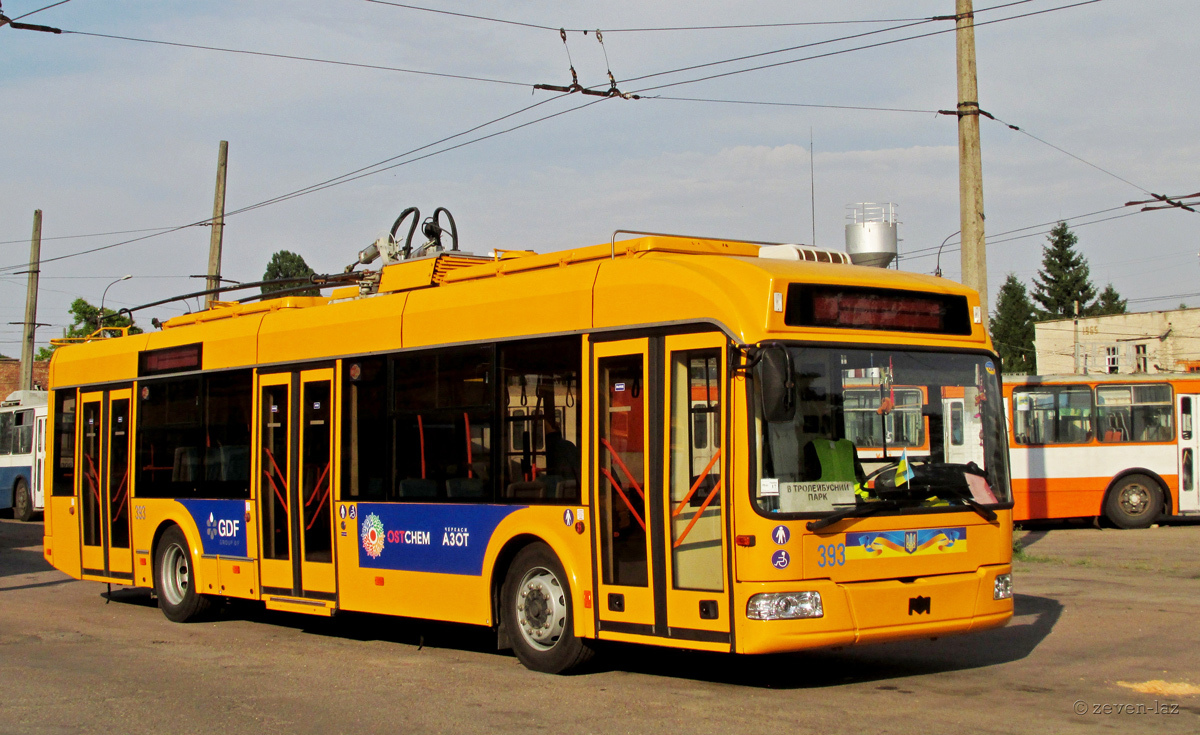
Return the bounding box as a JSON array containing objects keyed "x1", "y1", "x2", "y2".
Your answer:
[{"x1": 0, "y1": 359, "x2": 50, "y2": 398}]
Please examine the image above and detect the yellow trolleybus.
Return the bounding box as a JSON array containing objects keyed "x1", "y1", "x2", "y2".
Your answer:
[{"x1": 42, "y1": 228, "x2": 1013, "y2": 673}]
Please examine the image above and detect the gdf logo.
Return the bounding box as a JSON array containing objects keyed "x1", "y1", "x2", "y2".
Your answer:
[{"x1": 206, "y1": 512, "x2": 241, "y2": 541}]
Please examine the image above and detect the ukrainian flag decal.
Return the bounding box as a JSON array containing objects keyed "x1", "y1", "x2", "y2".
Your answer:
[{"x1": 844, "y1": 526, "x2": 967, "y2": 560}]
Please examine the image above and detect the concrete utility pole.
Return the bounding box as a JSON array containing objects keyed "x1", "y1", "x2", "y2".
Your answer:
[
  {"x1": 18, "y1": 210, "x2": 42, "y2": 391},
  {"x1": 1073, "y1": 300, "x2": 1081, "y2": 375},
  {"x1": 956, "y1": 0, "x2": 989, "y2": 321},
  {"x1": 205, "y1": 140, "x2": 229, "y2": 308}
]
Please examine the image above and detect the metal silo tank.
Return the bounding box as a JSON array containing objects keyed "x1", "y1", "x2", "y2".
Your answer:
[{"x1": 844, "y1": 202, "x2": 898, "y2": 268}]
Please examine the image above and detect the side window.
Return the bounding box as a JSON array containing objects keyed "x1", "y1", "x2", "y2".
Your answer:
[
  {"x1": 341, "y1": 356, "x2": 389, "y2": 500},
  {"x1": 498, "y1": 336, "x2": 582, "y2": 504},
  {"x1": 137, "y1": 371, "x2": 252, "y2": 498},
  {"x1": 1012, "y1": 386, "x2": 1093, "y2": 444},
  {"x1": 950, "y1": 403, "x2": 965, "y2": 446},
  {"x1": 52, "y1": 390, "x2": 76, "y2": 496},
  {"x1": 393, "y1": 346, "x2": 494, "y2": 501},
  {"x1": 0, "y1": 412, "x2": 12, "y2": 455},
  {"x1": 843, "y1": 387, "x2": 925, "y2": 448},
  {"x1": 15, "y1": 409, "x2": 34, "y2": 455},
  {"x1": 1098, "y1": 384, "x2": 1173, "y2": 443}
]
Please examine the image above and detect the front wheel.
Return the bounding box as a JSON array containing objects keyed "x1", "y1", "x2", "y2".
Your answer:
[
  {"x1": 501, "y1": 543, "x2": 594, "y2": 674},
  {"x1": 1104, "y1": 474, "x2": 1163, "y2": 529},
  {"x1": 13, "y1": 479, "x2": 34, "y2": 522},
  {"x1": 154, "y1": 526, "x2": 212, "y2": 622}
]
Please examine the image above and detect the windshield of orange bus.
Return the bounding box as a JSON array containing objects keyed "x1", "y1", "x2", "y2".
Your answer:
[{"x1": 753, "y1": 346, "x2": 1011, "y2": 517}]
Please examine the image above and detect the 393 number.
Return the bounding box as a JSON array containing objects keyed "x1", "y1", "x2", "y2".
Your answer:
[{"x1": 817, "y1": 542, "x2": 846, "y2": 567}]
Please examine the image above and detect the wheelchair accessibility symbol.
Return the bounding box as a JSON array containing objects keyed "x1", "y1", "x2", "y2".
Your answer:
[{"x1": 771, "y1": 550, "x2": 790, "y2": 569}]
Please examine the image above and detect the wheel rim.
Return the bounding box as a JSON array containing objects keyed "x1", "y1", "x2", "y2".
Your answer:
[
  {"x1": 1119, "y1": 482, "x2": 1151, "y2": 517},
  {"x1": 160, "y1": 543, "x2": 190, "y2": 607},
  {"x1": 515, "y1": 566, "x2": 567, "y2": 652},
  {"x1": 14, "y1": 484, "x2": 28, "y2": 517}
]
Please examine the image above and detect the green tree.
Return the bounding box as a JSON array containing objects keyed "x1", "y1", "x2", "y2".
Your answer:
[
  {"x1": 35, "y1": 298, "x2": 143, "y2": 360},
  {"x1": 1031, "y1": 222, "x2": 1098, "y2": 319},
  {"x1": 261, "y1": 250, "x2": 318, "y2": 298},
  {"x1": 1095, "y1": 283, "x2": 1127, "y2": 315},
  {"x1": 989, "y1": 274, "x2": 1037, "y2": 374}
]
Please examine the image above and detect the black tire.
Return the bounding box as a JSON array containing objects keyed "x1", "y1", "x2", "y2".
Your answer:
[
  {"x1": 501, "y1": 542, "x2": 594, "y2": 674},
  {"x1": 154, "y1": 526, "x2": 212, "y2": 622},
  {"x1": 13, "y1": 479, "x2": 34, "y2": 522},
  {"x1": 1104, "y1": 474, "x2": 1163, "y2": 529}
]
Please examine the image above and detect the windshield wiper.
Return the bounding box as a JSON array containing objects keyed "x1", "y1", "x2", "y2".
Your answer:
[
  {"x1": 806, "y1": 499, "x2": 903, "y2": 532},
  {"x1": 935, "y1": 490, "x2": 998, "y2": 523}
]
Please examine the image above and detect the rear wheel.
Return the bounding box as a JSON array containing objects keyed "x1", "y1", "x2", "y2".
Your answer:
[
  {"x1": 154, "y1": 526, "x2": 212, "y2": 622},
  {"x1": 501, "y1": 543, "x2": 593, "y2": 674},
  {"x1": 1104, "y1": 474, "x2": 1163, "y2": 529},
  {"x1": 13, "y1": 479, "x2": 34, "y2": 522}
]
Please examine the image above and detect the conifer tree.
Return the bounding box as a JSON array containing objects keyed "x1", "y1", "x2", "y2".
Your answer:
[
  {"x1": 990, "y1": 274, "x2": 1037, "y2": 374},
  {"x1": 1095, "y1": 283, "x2": 1127, "y2": 315},
  {"x1": 1031, "y1": 222, "x2": 1097, "y2": 319}
]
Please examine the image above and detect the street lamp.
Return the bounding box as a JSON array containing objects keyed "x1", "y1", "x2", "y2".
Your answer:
[
  {"x1": 934, "y1": 231, "x2": 961, "y2": 278},
  {"x1": 98, "y1": 274, "x2": 133, "y2": 332}
]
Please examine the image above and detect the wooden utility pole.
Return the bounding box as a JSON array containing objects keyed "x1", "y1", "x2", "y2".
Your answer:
[
  {"x1": 205, "y1": 140, "x2": 229, "y2": 308},
  {"x1": 956, "y1": 0, "x2": 989, "y2": 321},
  {"x1": 18, "y1": 210, "x2": 42, "y2": 391}
]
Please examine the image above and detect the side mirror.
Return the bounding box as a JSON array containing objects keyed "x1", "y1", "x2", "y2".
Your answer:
[{"x1": 757, "y1": 345, "x2": 795, "y2": 423}]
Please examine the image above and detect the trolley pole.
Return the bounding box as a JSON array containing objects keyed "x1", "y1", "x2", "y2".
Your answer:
[
  {"x1": 956, "y1": 0, "x2": 989, "y2": 322},
  {"x1": 18, "y1": 210, "x2": 42, "y2": 391},
  {"x1": 205, "y1": 140, "x2": 229, "y2": 309}
]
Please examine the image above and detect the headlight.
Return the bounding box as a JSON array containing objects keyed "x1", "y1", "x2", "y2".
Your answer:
[
  {"x1": 994, "y1": 573, "x2": 1013, "y2": 600},
  {"x1": 746, "y1": 591, "x2": 823, "y2": 620}
]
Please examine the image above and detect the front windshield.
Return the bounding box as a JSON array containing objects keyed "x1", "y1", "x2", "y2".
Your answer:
[{"x1": 753, "y1": 346, "x2": 1011, "y2": 516}]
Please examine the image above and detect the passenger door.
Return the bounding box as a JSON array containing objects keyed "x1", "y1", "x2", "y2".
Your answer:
[
  {"x1": 33, "y1": 414, "x2": 46, "y2": 510},
  {"x1": 75, "y1": 388, "x2": 133, "y2": 581},
  {"x1": 592, "y1": 334, "x2": 730, "y2": 644},
  {"x1": 593, "y1": 339, "x2": 655, "y2": 634},
  {"x1": 78, "y1": 391, "x2": 105, "y2": 576},
  {"x1": 256, "y1": 369, "x2": 338, "y2": 601},
  {"x1": 1177, "y1": 394, "x2": 1200, "y2": 512},
  {"x1": 660, "y1": 334, "x2": 729, "y2": 639},
  {"x1": 104, "y1": 389, "x2": 134, "y2": 579}
]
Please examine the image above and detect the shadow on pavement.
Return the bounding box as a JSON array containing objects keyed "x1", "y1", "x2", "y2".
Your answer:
[
  {"x1": 0, "y1": 545, "x2": 55, "y2": 580},
  {"x1": 104, "y1": 589, "x2": 1060, "y2": 687},
  {"x1": 583, "y1": 592, "x2": 1063, "y2": 687}
]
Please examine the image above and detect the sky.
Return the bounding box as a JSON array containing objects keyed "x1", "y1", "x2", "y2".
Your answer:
[{"x1": 1, "y1": 0, "x2": 1196, "y2": 355}]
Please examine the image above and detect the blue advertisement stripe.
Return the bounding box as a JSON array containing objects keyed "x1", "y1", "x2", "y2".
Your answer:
[{"x1": 356, "y1": 503, "x2": 523, "y2": 576}]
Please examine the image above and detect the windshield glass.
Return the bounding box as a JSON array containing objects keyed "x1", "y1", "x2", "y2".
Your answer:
[{"x1": 753, "y1": 346, "x2": 1011, "y2": 517}]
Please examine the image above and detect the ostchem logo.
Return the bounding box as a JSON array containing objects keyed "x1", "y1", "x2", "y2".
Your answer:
[{"x1": 361, "y1": 513, "x2": 385, "y2": 559}]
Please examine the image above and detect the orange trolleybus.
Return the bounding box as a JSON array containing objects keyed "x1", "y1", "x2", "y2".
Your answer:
[
  {"x1": 42, "y1": 223, "x2": 1014, "y2": 673},
  {"x1": 1004, "y1": 373, "x2": 1200, "y2": 528}
]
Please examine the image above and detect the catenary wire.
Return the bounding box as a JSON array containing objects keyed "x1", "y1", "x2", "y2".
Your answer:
[
  {"x1": 625, "y1": 0, "x2": 1103, "y2": 95},
  {"x1": 9, "y1": 0, "x2": 72, "y2": 21},
  {"x1": 904, "y1": 206, "x2": 1129, "y2": 257},
  {"x1": 0, "y1": 93, "x2": 581, "y2": 272},
  {"x1": 643, "y1": 95, "x2": 942, "y2": 115},
  {"x1": 59, "y1": 31, "x2": 534, "y2": 88},
  {"x1": 360, "y1": 0, "x2": 1040, "y2": 33}
]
